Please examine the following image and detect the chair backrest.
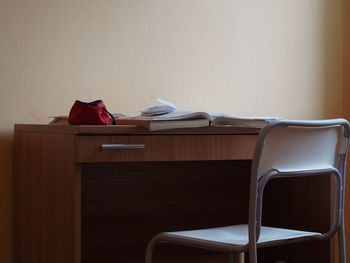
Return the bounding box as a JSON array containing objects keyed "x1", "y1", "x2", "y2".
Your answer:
[
  {"x1": 253, "y1": 119, "x2": 350, "y2": 179},
  {"x1": 248, "y1": 119, "x2": 350, "y2": 252}
]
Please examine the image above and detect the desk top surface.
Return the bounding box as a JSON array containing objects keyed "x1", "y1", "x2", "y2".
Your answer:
[{"x1": 15, "y1": 124, "x2": 260, "y2": 135}]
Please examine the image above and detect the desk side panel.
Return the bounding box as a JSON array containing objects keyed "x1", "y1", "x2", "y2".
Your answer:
[{"x1": 14, "y1": 132, "x2": 81, "y2": 263}]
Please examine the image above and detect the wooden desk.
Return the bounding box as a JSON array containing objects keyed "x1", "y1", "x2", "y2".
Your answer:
[{"x1": 14, "y1": 125, "x2": 331, "y2": 263}]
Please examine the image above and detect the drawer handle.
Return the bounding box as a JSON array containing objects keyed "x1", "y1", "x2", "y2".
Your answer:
[{"x1": 100, "y1": 144, "x2": 145, "y2": 150}]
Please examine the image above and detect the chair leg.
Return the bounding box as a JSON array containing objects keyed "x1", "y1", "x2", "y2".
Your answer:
[
  {"x1": 229, "y1": 252, "x2": 244, "y2": 263},
  {"x1": 249, "y1": 244, "x2": 258, "y2": 263},
  {"x1": 338, "y1": 220, "x2": 347, "y2": 263},
  {"x1": 145, "y1": 237, "x2": 158, "y2": 263}
]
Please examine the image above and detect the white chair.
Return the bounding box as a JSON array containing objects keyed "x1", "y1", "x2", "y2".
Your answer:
[{"x1": 145, "y1": 119, "x2": 350, "y2": 263}]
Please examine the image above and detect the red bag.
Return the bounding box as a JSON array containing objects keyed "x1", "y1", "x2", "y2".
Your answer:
[{"x1": 68, "y1": 100, "x2": 115, "y2": 125}]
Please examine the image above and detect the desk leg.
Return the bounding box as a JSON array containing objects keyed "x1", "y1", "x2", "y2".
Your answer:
[{"x1": 14, "y1": 132, "x2": 81, "y2": 263}]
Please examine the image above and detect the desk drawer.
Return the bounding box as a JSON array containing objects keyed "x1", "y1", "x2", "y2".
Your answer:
[{"x1": 76, "y1": 134, "x2": 257, "y2": 163}]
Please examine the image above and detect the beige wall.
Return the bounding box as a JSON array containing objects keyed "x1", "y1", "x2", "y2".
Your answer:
[{"x1": 0, "y1": 1, "x2": 344, "y2": 262}]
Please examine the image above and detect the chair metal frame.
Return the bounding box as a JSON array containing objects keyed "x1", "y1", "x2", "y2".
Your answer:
[{"x1": 146, "y1": 119, "x2": 350, "y2": 263}]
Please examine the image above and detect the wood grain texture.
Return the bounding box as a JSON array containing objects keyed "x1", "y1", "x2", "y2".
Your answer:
[
  {"x1": 76, "y1": 134, "x2": 257, "y2": 163},
  {"x1": 81, "y1": 160, "x2": 251, "y2": 263},
  {"x1": 77, "y1": 125, "x2": 260, "y2": 135},
  {"x1": 14, "y1": 132, "x2": 81, "y2": 263},
  {"x1": 81, "y1": 162, "x2": 332, "y2": 263},
  {"x1": 260, "y1": 175, "x2": 331, "y2": 263},
  {"x1": 15, "y1": 124, "x2": 260, "y2": 135},
  {"x1": 14, "y1": 124, "x2": 80, "y2": 134}
]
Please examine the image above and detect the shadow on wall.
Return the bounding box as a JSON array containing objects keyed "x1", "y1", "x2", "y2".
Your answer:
[
  {"x1": 322, "y1": 0, "x2": 343, "y2": 118},
  {"x1": 0, "y1": 131, "x2": 14, "y2": 263}
]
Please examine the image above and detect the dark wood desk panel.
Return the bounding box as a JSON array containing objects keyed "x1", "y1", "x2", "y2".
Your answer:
[
  {"x1": 13, "y1": 125, "x2": 331, "y2": 263},
  {"x1": 81, "y1": 161, "x2": 251, "y2": 263}
]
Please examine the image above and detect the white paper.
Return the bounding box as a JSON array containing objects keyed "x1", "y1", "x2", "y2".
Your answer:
[{"x1": 140, "y1": 97, "x2": 176, "y2": 117}]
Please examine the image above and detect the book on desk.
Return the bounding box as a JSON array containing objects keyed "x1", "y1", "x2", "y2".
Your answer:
[{"x1": 114, "y1": 111, "x2": 277, "y2": 131}]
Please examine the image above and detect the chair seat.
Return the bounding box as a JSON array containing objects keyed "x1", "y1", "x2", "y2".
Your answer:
[{"x1": 162, "y1": 225, "x2": 321, "y2": 251}]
